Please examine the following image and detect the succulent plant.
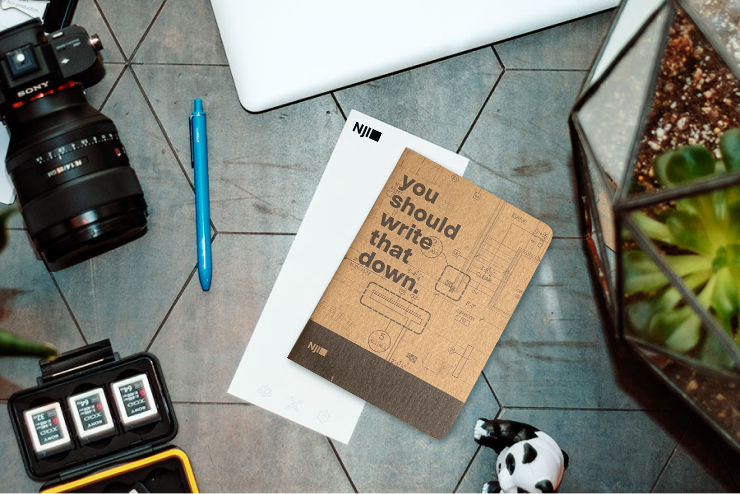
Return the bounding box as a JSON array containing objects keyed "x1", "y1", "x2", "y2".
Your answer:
[{"x1": 625, "y1": 129, "x2": 740, "y2": 369}]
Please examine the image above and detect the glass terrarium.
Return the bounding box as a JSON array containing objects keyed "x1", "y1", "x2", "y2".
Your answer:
[{"x1": 571, "y1": 0, "x2": 740, "y2": 451}]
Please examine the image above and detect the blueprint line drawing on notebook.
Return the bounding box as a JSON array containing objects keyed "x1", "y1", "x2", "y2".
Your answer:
[{"x1": 211, "y1": 0, "x2": 618, "y2": 112}]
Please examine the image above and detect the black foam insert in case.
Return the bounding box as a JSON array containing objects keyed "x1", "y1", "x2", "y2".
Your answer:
[{"x1": 7, "y1": 340, "x2": 197, "y2": 492}]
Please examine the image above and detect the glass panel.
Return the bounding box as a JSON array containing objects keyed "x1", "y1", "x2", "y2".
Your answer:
[
  {"x1": 629, "y1": 7, "x2": 740, "y2": 198},
  {"x1": 633, "y1": 344, "x2": 740, "y2": 450},
  {"x1": 682, "y1": 0, "x2": 740, "y2": 82},
  {"x1": 622, "y1": 185, "x2": 740, "y2": 372},
  {"x1": 588, "y1": 0, "x2": 665, "y2": 88},
  {"x1": 579, "y1": 140, "x2": 618, "y2": 318},
  {"x1": 577, "y1": 4, "x2": 670, "y2": 194}
]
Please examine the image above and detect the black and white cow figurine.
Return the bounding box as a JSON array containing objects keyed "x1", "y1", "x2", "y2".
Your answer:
[{"x1": 474, "y1": 419, "x2": 569, "y2": 493}]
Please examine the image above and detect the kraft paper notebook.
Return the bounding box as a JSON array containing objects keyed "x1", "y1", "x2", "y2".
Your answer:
[{"x1": 289, "y1": 148, "x2": 552, "y2": 438}]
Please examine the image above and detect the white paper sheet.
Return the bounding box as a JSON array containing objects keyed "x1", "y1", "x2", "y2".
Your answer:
[
  {"x1": 0, "y1": 127, "x2": 13, "y2": 204},
  {"x1": 228, "y1": 111, "x2": 469, "y2": 443}
]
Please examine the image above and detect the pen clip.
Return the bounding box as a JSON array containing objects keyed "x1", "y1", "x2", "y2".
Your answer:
[{"x1": 189, "y1": 115, "x2": 195, "y2": 169}]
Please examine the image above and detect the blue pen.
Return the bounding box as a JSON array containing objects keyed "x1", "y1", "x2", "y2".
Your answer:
[{"x1": 190, "y1": 99, "x2": 212, "y2": 291}]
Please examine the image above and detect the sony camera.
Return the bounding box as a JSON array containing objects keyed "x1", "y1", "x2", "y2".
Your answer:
[{"x1": 0, "y1": 19, "x2": 147, "y2": 270}]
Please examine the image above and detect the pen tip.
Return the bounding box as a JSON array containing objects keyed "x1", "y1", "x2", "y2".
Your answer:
[{"x1": 194, "y1": 99, "x2": 203, "y2": 113}]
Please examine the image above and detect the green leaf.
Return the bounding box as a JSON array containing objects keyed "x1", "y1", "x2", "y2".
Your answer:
[
  {"x1": 630, "y1": 211, "x2": 673, "y2": 245},
  {"x1": 654, "y1": 145, "x2": 716, "y2": 187},
  {"x1": 720, "y1": 128, "x2": 740, "y2": 171},
  {"x1": 711, "y1": 267, "x2": 738, "y2": 319},
  {"x1": 700, "y1": 334, "x2": 735, "y2": 369},
  {"x1": 647, "y1": 275, "x2": 716, "y2": 352},
  {"x1": 0, "y1": 329, "x2": 59, "y2": 360},
  {"x1": 676, "y1": 192, "x2": 727, "y2": 246},
  {"x1": 727, "y1": 202, "x2": 740, "y2": 241},
  {"x1": 623, "y1": 250, "x2": 712, "y2": 295},
  {"x1": 649, "y1": 306, "x2": 702, "y2": 352},
  {"x1": 627, "y1": 270, "x2": 711, "y2": 334},
  {"x1": 666, "y1": 211, "x2": 714, "y2": 255},
  {"x1": 700, "y1": 316, "x2": 736, "y2": 370}
]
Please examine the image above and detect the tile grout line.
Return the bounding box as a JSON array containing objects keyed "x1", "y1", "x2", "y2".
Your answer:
[
  {"x1": 491, "y1": 45, "x2": 505, "y2": 71},
  {"x1": 128, "y1": 67, "x2": 196, "y2": 191},
  {"x1": 649, "y1": 418, "x2": 692, "y2": 492},
  {"x1": 331, "y1": 93, "x2": 347, "y2": 120},
  {"x1": 218, "y1": 231, "x2": 297, "y2": 236},
  {"x1": 131, "y1": 62, "x2": 230, "y2": 67},
  {"x1": 145, "y1": 264, "x2": 197, "y2": 352},
  {"x1": 507, "y1": 68, "x2": 589, "y2": 72},
  {"x1": 46, "y1": 269, "x2": 88, "y2": 346},
  {"x1": 91, "y1": 0, "x2": 127, "y2": 63},
  {"x1": 481, "y1": 371, "x2": 503, "y2": 411},
  {"x1": 97, "y1": 63, "x2": 128, "y2": 112},
  {"x1": 327, "y1": 438, "x2": 359, "y2": 493},
  {"x1": 503, "y1": 406, "x2": 676, "y2": 412},
  {"x1": 453, "y1": 444, "x2": 481, "y2": 493},
  {"x1": 126, "y1": 0, "x2": 169, "y2": 63},
  {"x1": 173, "y1": 401, "x2": 253, "y2": 406},
  {"x1": 456, "y1": 69, "x2": 504, "y2": 154}
]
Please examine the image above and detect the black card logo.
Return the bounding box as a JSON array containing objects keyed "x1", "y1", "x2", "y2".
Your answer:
[{"x1": 353, "y1": 122, "x2": 382, "y2": 142}]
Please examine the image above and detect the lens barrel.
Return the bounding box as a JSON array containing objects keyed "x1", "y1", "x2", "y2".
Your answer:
[{"x1": 5, "y1": 85, "x2": 147, "y2": 269}]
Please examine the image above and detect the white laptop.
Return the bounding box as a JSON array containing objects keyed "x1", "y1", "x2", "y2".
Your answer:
[{"x1": 211, "y1": 0, "x2": 619, "y2": 113}]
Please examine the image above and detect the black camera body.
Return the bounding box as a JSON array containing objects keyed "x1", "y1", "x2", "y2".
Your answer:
[
  {"x1": 0, "y1": 19, "x2": 148, "y2": 270},
  {"x1": 0, "y1": 20, "x2": 104, "y2": 111}
]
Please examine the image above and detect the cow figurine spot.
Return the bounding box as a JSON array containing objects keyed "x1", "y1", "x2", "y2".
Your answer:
[{"x1": 474, "y1": 419, "x2": 569, "y2": 493}]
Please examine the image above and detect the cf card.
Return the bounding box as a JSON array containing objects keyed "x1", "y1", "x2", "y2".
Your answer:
[
  {"x1": 111, "y1": 374, "x2": 160, "y2": 429},
  {"x1": 23, "y1": 402, "x2": 73, "y2": 457},
  {"x1": 68, "y1": 388, "x2": 116, "y2": 442}
]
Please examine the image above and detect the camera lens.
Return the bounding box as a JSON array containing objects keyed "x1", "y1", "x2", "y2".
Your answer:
[{"x1": 5, "y1": 84, "x2": 148, "y2": 270}]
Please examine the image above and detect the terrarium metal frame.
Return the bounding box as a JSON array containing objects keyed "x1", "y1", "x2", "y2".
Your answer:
[{"x1": 570, "y1": 0, "x2": 740, "y2": 452}]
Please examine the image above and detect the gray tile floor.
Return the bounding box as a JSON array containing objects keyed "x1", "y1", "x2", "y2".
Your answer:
[{"x1": 1, "y1": 1, "x2": 739, "y2": 492}]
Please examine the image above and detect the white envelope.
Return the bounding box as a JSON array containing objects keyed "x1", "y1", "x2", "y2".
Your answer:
[{"x1": 228, "y1": 110, "x2": 469, "y2": 443}]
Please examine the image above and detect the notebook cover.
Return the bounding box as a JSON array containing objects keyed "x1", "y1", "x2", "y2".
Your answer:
[{"x1": 289, "y1": 148, "x2": 552, "y2": 438}]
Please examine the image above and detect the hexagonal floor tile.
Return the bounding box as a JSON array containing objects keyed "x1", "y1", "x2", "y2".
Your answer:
[
  {"x1": 0, "y1": 232, "x2": 84, "y2": 399},
  {"x1": 334, "y1": 47, "x2": 502, "y2": 152},
  {"x1": 483, "y1": 239, "x2": 681, "y2": 410},
  {"x1": 51, "y1": 69, "x2": 196, "y2": 357},
  {"x1": 133, "y1": 64, "x2": 346, "y2": 233},
  {"x1": 149, "y1": 233, "x2": 294, "y2": 402},
  {"x1": 653, "y1": 419, "x2": 740, "y2": 492},
  {"x1": 494, "y1": 10, "x2": 613, "y2": 70},
  {"x1": 460, "y1": 70, "x2": 586, "y2": 237},
  {"x1": 173, "y1": 402, "x2": 354, "y2": 492},
  {"x1": 333, "y1": 374, "x2": 499, "y2": 492},
  {"x1": 95, "y1": 0, "x2": 165, "y2": 59},
  {"x1": 134, "y1": 0, "x2": 228, "y2": 65}
]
